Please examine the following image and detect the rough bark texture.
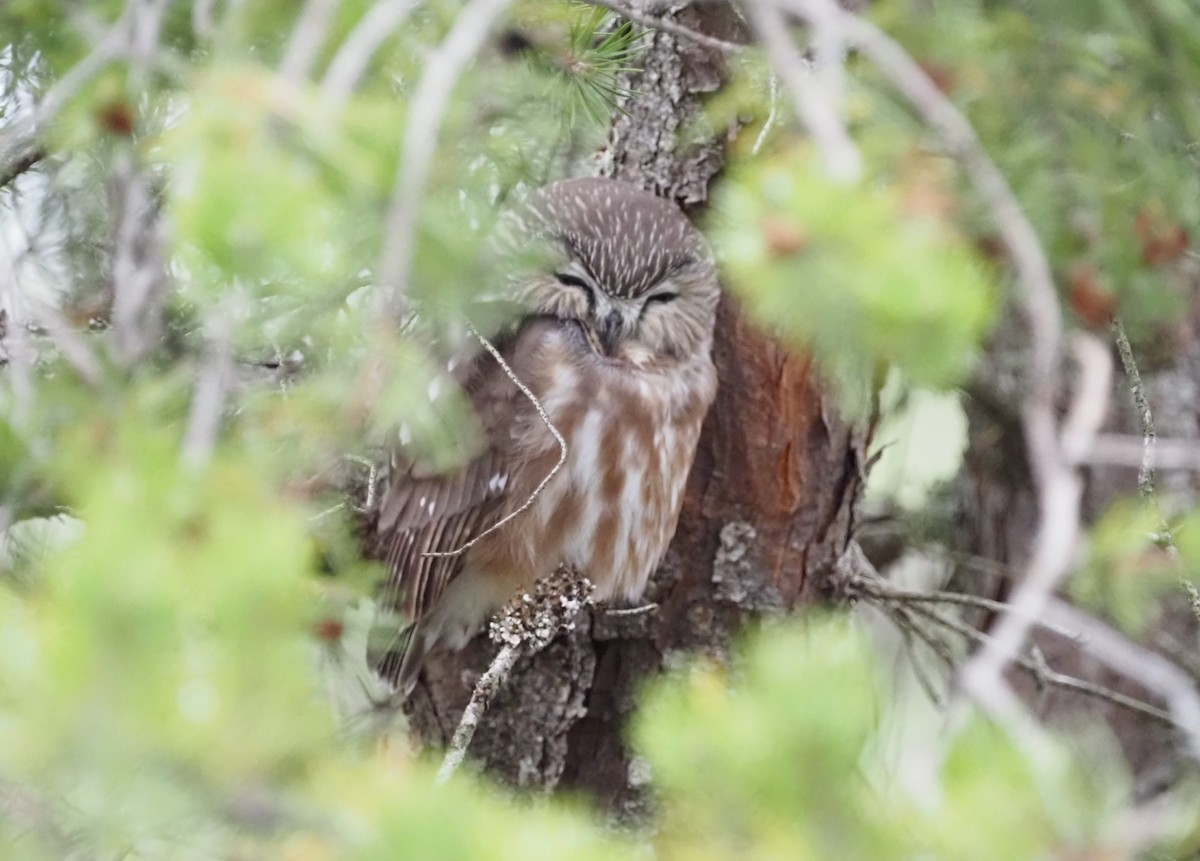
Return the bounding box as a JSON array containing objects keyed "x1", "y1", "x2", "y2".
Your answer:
[{"x1": 402, "y1": 1, "x2": 870, "y2": 815}]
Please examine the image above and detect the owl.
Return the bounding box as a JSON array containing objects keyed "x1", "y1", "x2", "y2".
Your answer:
[{"x1": 373, "y1": 177, "x2": 719, "y2": 697}]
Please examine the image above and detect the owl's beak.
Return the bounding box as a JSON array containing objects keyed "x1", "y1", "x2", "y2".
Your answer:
[{"x1": 595, "y1": 309, "x2": 624, "y2": 355}]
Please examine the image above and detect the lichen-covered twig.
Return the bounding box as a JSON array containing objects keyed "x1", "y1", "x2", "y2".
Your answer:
[
  {"x1": 436, "y1": 568, "x2": 593, "y2": 782},
  {"x1": 1111, "y1": 318, "x2": 1200, "y2": 622}
]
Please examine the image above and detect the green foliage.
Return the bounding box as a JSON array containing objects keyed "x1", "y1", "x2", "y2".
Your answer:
[
  {"x1": 555, "y1": 8, "x2": 641, "y2": 126},
  {"x1": 636, "y1": 618, "x2": 1197, "y2": 861},
  {"x1": 868, "y1": 0, "x2": 1200, "y2": 341},
  {"x1": 1072, "y1": 501, "x2": 1180, "y2": 635},
  {"x1": 4, "y1": 0, "x2": 1200, "y2": 858},
  {"x1": 712, "y1": 151, "x2": 996, "y2": 407}
]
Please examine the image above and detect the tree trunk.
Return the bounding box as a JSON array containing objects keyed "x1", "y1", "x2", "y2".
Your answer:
[{"x1": 403, "y1": 2, "x2": 870, "y2": 816}]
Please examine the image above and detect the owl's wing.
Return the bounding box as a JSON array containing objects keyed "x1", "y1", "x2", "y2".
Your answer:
[{"x1": 371, "y1": 316, "x2": 564, "y2": 690}]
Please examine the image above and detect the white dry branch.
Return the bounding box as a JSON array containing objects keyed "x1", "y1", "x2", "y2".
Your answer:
[
  {"x1": 435, "y1": 643, "x2": 520, "y2": 783},
  {"x1": 840, "y1": 545, "x2": 1181, "y2": 733},
  {"x1": 181, "y1": 316, "x2": 234, "y2": 471},
  {"x1": 321, "y1": 0, "x2": 419, "y2": 108},
  {"x1": 745, "y1": 0, "x2": 862, "y2": 182},
  {"x1": 280, "y1": 0, "x2": 345, "y2": 86},
  {"x1": 1088, "y1": 434, "x2": 1200, "y2": 472},
  {"x1": 375, "y1": 0, "x2": 516, "y2": 315},
  {"x1": 775, "y1": 0, "x2": 1107, "y2": 733},
  {"x1": 1045, "y1": 599, "x2": 1200, "y2": 761}
]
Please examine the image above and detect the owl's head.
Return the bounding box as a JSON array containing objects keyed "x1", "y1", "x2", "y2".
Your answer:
[{"x1": 504, "y1": 177, "x2": 719, "y2": 362}]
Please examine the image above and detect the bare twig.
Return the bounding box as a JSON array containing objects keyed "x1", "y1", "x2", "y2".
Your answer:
[
  {"x1": 751, "y1": 73, "x2": 780, "y2": 156},
  {"x1": 375, "y1": 0, "x2": 515, "y2": 313},
  {"x1": 841, "y1": 546, "x2": 1178, "y2": 729},
  {"x1": 191, "y1": 0, "x2": 216, "y2": 38},
  {"x1": 109, "y1": 153, "x2": 169, "y2": 364},
  {"x1": 586, "y1": 0, "x2": 743, "y2": 53},
  {"x1": 108, "y1": 0, "x2": 172, "y2": 366},
  {"x1": 957, "y1": 334, "x2": 1111, "y2": 729},
  {"x1": 1045, "y1": 599, "x2": 1200, "y2": 761},
  {"x1": 745, "y1": 0, "x2": 862, "y2": 182},
  {"x1": 321, "y1": 0, "x2": 418, "y2": 107},
  {"x1": 1112, "y1": 319, "x2": 1158, "y2": 500},
  {"x1": 181, "y1": 318, "x2": 233, "y2": 471},
  {"x1": 905, "y1": 600, "x2": 1176, "y2": 728},
  {"x1": 422, "y1": 323, "x2": 567, "y2": 559},
  {"x1": 850, "y1": 573, "x2": 1081, "y2": 643}
]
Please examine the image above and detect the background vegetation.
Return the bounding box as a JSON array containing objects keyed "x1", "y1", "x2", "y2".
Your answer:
[{"x1": 2, "y1": 0, "x2": 1200, "y2": 857}]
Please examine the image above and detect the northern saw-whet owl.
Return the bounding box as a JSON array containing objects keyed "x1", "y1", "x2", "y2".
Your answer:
[{"x1": 373, "y1": 177, "x2": 719, "y2": 697}]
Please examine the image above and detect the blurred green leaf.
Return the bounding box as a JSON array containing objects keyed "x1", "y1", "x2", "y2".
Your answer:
[{"x1": 711, "y1": 152, "x2": 996, "y2": 408}]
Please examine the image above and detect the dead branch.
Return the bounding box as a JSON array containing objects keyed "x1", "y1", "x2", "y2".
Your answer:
[
  {"x1": 436, "y1": 569, "x2": 592, "y2": 782},
  {"x1": 321, "y1": 0, "x2": 419, "y2": 107},
  {"x1": 841, "y1": 545, "x2": 1179, "y2": 731},
  {"x1": 1088, "y1": 434, "x2": 1200, "y2": 472},
  {"x1": 375, "y1": 0, "x2": 515, "y2": 314},
  {"x1": 280, "y1": 0, "x2": 344, "y2": 86},
  {"x1": 746, "y1": 0, "x2": 862, "y2": 182},
  {"x1": 1045, "y1": 599, "x2": 1200, "y2": 761}
]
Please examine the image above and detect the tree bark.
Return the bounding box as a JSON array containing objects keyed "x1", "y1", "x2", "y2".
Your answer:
[{"x1": 402, "y1": 1, "x2": 870, "y2": 816}]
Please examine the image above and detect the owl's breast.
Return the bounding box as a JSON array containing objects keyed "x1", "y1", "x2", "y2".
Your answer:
[{"x1": 529, "y1": 354, "x2": 715, "y2": 602}]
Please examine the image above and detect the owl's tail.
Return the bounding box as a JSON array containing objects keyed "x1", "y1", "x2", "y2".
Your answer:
[{"x1": 368, "y1": 615, "x2": 430, "y2": 700}]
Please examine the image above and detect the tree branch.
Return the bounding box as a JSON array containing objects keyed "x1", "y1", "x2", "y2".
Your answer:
[
  {"x1": 746, "y1": 0, "x2": 862, "y2": 182},
  {"x1": 1111, "y1": 317, "x2": 1200, "y2": 621},
  {"x1": 1046, "y1": 599, "x2": 1200, "y2": 762},
  {"x1": 320, "y1": 0, "x2": 418, "y2": 108},
  {"x1": 586, "y1": 0, "x2": 743, "y2": 53},
  {"x1": 436, "y1": 569, "x2": 592, "y2": 782},
  {"x1": 375, "y1": 0, "x2": 515, "y2": 315}
]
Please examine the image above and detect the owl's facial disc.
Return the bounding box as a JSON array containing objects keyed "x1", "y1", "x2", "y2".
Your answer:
[{"x1": 554, "y1": 267, "x2": 629, "y2": 356}]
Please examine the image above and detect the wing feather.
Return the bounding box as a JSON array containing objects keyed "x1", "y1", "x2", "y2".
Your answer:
[{"x1": 372, "y1": 316, "x2": 567, "y2": 689}]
